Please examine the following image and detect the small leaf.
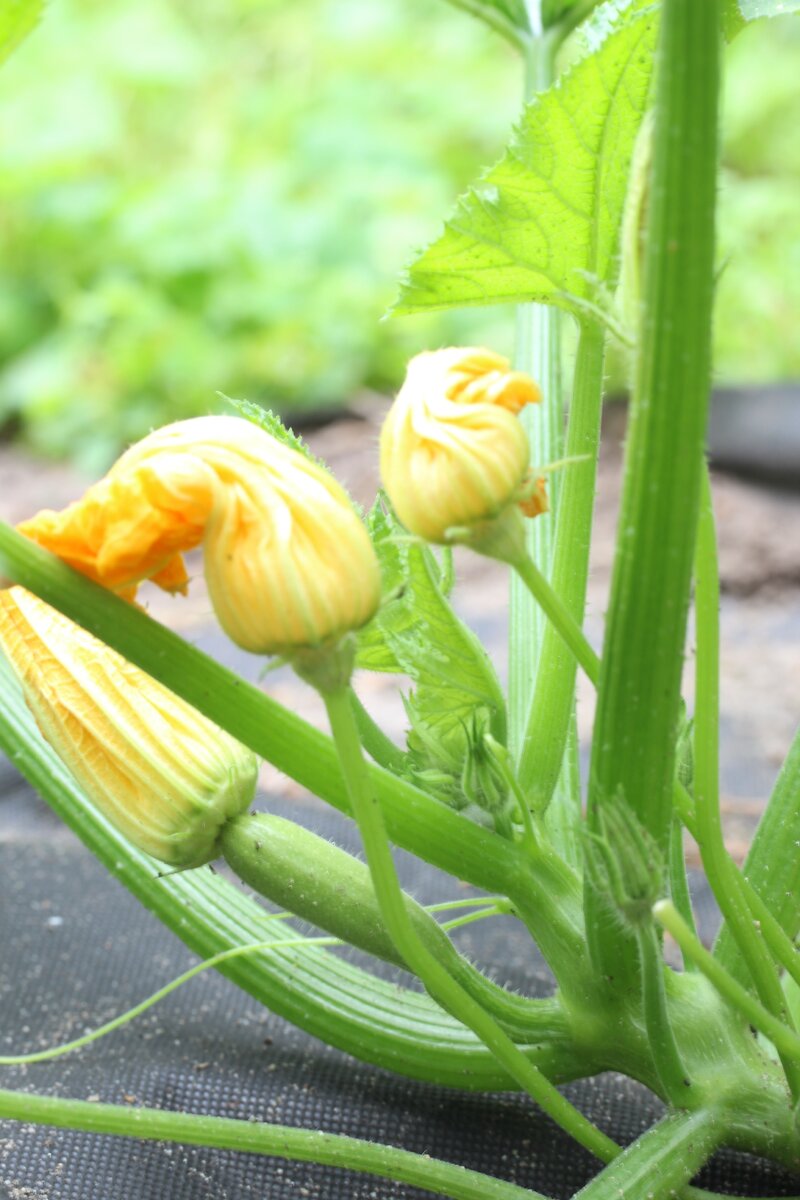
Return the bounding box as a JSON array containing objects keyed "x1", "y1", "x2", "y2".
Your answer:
[
  {"x1": 356, "y1": 500, "x2": 507, "y2": 770},
  {"x1": 0, "y1": 0, "x2": 44, "y2": 70},
  {"x1": 394, "y1": 0, "x2": 658, "y2": 317},
  {"x1": 221, "y1": 393, "x2": 322, "y2": 467}
]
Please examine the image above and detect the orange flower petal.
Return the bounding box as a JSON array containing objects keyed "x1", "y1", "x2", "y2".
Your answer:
[{"x1": 519, "y1": 474, "x2": 549, "y2": 519}]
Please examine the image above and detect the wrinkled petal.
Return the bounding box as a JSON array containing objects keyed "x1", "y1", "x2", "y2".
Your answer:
[
  {"x1": 380, "y1": 348, "x2": 541, "y2": 543},
  {"x1": 18, "y1": 415, "x2": 381, "y2": 655},
  {"x1": 0, "y1": 587, "x2": 257, "y2": 867}
]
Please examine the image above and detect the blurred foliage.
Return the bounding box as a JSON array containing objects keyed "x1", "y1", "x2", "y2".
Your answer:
[
  {"x1": 0, "y1": 0, "x2": 518, "y2": 468},
  {"x1": 716, "y1": 15, "x2": 800, "y2": 382},
  {"x1": 0, "y1": 1, "x2": 797, "y2": 468}
]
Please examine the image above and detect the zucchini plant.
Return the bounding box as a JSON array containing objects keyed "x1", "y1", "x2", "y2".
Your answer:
[{"x1": 1, "y1": 0, "x2": 800, "y2": 1196}]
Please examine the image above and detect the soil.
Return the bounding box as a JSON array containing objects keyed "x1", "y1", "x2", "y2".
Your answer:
[{"x1": 1, "y1": 400, "x2": 799, "y2": 861}]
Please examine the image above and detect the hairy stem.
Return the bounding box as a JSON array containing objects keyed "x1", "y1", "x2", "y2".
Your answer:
[
  {"x1": 585, "y1": 0, "x2": 721, "y2": 984},
  {"x1": 221, "y1": 812, "x2": 563, "y2": 1044},
  {"x1": 654, "y1": 902, "x2": 800, "y2": 1067},
  {"x1": 573, "y1": 1110, "x2": 723, "y2": 1200},
  {"x1": 692, "y1": 468, "x2": 800, "y2": 1098},
  {"x1": 636, "y1": 922, "x2": 691, "y2": 1103},
  {"x1": 714, "y1": 722, "x2": 800, "y2": 985},
  {"x1": 511, "y1": 556, "x2": 599, "y2": 688},
  {"x1": 0, "y1": 1087, "x2": 546, "y2": 1200},
  {"x1": 673, "y1": 778, "x2": 800, "y2": 991},
  {"x1": 668, "y1": 814, "x2": 698, "y2": 971},
  {"x1": 322, "y1": 683, "x2": 618, "y2": 1165},
  {"x1": 509, "y1": 31, "x2": 561, "y2": 760},
  {"x1": 518, "y1": 321, "x2": 605, "y2": 828}
]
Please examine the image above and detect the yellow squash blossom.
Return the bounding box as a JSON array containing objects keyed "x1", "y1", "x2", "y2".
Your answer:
[
  {"x1": 19, "y1": 415, "x2": 382, "y2": 654},
  {"x1": 0, "y1": 587, "x2": 257, "y2": 867},
  {"x1": 380, "y1": 348, "x2": 543, "y2": 543}
]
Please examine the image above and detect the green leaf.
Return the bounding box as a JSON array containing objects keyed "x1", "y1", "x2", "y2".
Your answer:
[
  {"x1": 394, "y1": 1, "x2": 658, "y2": 317},
  {"x1": 722, "y1": 0, "x2": 748, "y2": 36},
  {"x1": 356, "y1": 499, "x2": 452, "y2": 673},
  {"x1": 0, "y1": 0, "x2": 44, "y2": 69},
  {"x1": 221, "y1": 393, "x2": 322, "y2": 468},
  {"x1": 723, "y1": 0, "x2": 800, "y2": 40},
  {"x1": 356, "y1": 500, "x2": 507, "y2": 771},
  {"x1": 220, "y1": 394, "x2": 366, "y2": 519},
  {"x1": 737, "y1": 0, "x2": 800, "y2": 17}
]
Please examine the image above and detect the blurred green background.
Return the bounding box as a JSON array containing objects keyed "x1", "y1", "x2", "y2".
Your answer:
[{"x1": 0, "y1": 0, "x2": 797, "y2": 470}]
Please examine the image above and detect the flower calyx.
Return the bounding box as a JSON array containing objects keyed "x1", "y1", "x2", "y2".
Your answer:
[{"x1": 584, "y1": 795, "x2": 665, "y2": 930}]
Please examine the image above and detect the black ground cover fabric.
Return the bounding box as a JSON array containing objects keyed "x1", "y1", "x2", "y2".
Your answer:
[{"x1": 1, "y1": 781, "x2": 799, "y2": 1199}]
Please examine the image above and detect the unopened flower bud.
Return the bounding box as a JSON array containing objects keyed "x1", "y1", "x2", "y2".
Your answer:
[
  {"x1": 584, "y1": 796, "x2": 664, "y2": 929},
  {"x1": 380, "y1": 348, "x2": 541, "y2": 544},
  {"x1": 0, "y1": 587, "x2": 257, "y2": 867},
  {"x1": 18, "y1": 415, "x2": 381, "y2": 655}
]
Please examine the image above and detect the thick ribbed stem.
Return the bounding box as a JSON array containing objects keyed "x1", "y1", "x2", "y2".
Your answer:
[
  {"x1": 0, "y1": 1088, "x2": 546, "y2": 1200},
  {"x1": 585, "y1": 0, "x2": 720, "y2": 984},
  {"x1": 573, "y1": 1111, "x2": 723, "y2": 1200}
]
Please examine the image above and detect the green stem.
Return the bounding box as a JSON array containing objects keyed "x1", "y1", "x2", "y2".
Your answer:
[
  {"x1": 714, "y1": 722, "x2": 800, "y2": 986},
  {"x1": 692, "y1": 469, "x2": 800, "y2": 1098},
  {"x1": 513, "y1": 301, "x2": 598, "y2": 869},
  {"x1": 518, "y1": 322, "x2": 605, "y2": 826},
  {"x1": 0, "y1": 651, "x2": 579, "y2": 1090},
  {"x1": 572, "y1": 1111, "x2": 724, "y2": 1200},
  {"x1": 653, "y1": 901, "x2": 800, "y2": 1067},
  {"x1": 0, "y1": 1088, "x2": 546, "y2": 1200},
  {"x1": 441, "y1": 907, "x2": 508, "y2": 933},
  {"x1": 445, "y1": 0, "x2": 529, "y2": 52},
  {"x1": 427, "y1": 897, "x2": 510, "y2": 914},
  {"x1": 511, "y1": 556, "x2": 599, "y2": 688},
  {"x1": 508, "y1": 32, "x2": 561, "y2": 762},
  {"x1": 674, "y1": 777, "x2": 800, "y2": 993},
  {"x1": 585, "y1": 0, "x2": 721, "y2": 981},
  {"x1": 350, "y1": 689, "x2": 406, "y2": 772},
  {"x1": 736, "y1": 885, "x2": 800, "y2": 991},
  {"x1": 322, "y1": 683, "x2": 619, "y2": 1166},
  {"x1": 635, "y1": 923, "x2": 691, "y2": 1103},
  {"x1": 668, "y1": 814, "x2": 698, "y2": 971},
  {"x1": 220, "y1": 812, "x2": 560, "y2": 1045}
]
